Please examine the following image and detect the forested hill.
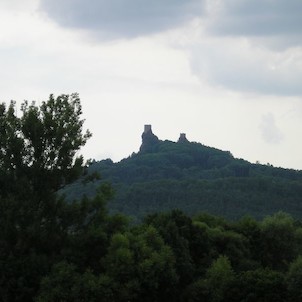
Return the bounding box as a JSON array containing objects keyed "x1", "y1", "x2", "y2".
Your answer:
[{"x1": 63, "y1": 126, "x2": 302, "y2": 222}]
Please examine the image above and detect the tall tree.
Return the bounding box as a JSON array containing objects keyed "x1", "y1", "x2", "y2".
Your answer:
[
  {"x1": 0, "y1": 93, "x2": 91, "y2": 198},
  {"x1": 286, "y1": 256, "x2": 302, "y2": 301},
  {"x1": 260, "y1": 212, "x2": 297, "y2": 270},
  {"x1": 0, "y1": 94, "x2": 92, "y2": 301}
]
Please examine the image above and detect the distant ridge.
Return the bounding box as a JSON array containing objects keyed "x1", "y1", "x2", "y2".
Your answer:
[{"x1": 62, "y1": 125, "x2": 302, "y2": 222}]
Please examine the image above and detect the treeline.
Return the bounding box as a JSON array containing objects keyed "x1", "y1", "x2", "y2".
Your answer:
[
  {"x1": 2, "y1": 95, "x2": 302, "y2": 301},
  {"x1": 62, "y1": 139, "x2": 302, "y2": 222},
  {"x1": 110, "y1": 176, "x2": 302, "y2": 222},
  {"x1": 3, "y1": 189, "x2": 302, "y2": 301}
]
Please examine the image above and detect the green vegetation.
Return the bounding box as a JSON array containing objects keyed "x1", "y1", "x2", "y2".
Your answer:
[
  {"x1": 63, "y1": 130, "x2": 302, "y2": 222},
  {"x1": 2, "y1": 95, "x2": 302, "y2": 301}
]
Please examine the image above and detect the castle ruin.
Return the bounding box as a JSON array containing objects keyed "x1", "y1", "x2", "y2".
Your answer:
[
  {"x1": 144, "y1": 124, "x2": 152, "y2": 134},
  {"x1": 178, "y1": 133, "x2": 189, "y2": 143},
  {"x1": 140, "y1": 125, "x2": 189, "y2": 151}
]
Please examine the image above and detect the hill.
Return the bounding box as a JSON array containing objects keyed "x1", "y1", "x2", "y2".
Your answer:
[{"x1": 62, "y1": 125, "x2": 302, "y2": 222}]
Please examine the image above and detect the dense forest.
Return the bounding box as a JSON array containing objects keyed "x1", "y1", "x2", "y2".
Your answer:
[
  {"x1": 62, "y1": 125, "x2": 302, "y2": 222},
  {"x1": 1, "y1": 95, "x2": 302, "y2": 301}
]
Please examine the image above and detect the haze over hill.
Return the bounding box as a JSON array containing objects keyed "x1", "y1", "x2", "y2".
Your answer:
[{"x1": 63, "y1": 125, "x2": 302, "y2": 222}]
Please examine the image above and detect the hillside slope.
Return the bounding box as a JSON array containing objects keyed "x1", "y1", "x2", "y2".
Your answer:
[{"x1": 62, "y1": 126, "x2": 302, "y2": 221}]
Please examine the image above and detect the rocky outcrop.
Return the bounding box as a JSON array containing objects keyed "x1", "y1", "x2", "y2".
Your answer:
[{"x1": 139, "y1": 125, "x2": 159, "y2": 152}]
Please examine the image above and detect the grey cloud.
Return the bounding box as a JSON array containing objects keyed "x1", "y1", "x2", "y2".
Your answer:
[
  {"x1": 39, "y1": 0, "x2": 204, "y2": 38},
  {"x1": 190, "y1": 39, "x2": 302, "y2": 96},
  {"x1": 188, "y1": 1, "x2": 302, "y2": 96},
  {"x1": 259, "y1": 113, "x2": 284, "y2": 144},
  {"x1": 207, "y1": 0, "x2": 302, "y2": 46}
]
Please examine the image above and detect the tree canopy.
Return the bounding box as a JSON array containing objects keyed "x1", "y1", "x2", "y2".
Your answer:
[
  {"x1": 0, "y1": 93, "x2": 91, "y2": 199},
  {"x1": 0, "y1": 94, "x2": 96, "y2": 301}
]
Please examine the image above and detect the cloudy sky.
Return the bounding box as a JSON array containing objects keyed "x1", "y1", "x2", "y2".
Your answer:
[{"x1": 1, "y1": 0, "x2": 302, "y2": 169}]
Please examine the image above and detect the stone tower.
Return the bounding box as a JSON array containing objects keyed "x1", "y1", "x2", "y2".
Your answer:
[
  {"x1": 144, "y1": 124, "x2": 152, "y2": 134},
  {"x1": 140, "y1": 124, "x2": 159, "y2": 152},
  {"x1": 178, "y1": 133, "x2": 189, "y2": 143}
]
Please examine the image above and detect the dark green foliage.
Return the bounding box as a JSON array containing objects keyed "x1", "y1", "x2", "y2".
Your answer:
[
  {"x1": 0, "y1": 94, "x2": 91, "y2": 199},
  {"x1": 286, "y1": 256, "x2": 302, "y2": 301},
  {"x1": 36, "y1": 262, "x2": 109, "y2": 302},
  {"x1": 260, "y1": 212, "x2": 299, "y2": 270},
  {"x1": 3, "y1": 96, "x2": 302, "y2": 301},
  {"x1": 230, "y1": 268, "x2": 286, "y2": 302},
  {"x1": 205, "y1": 255, "x2": 235, "y2": 302},
  {"x1": 62, "y1": 136, "x2": 302, "y2": 222},
  {"x1": 145, "y1": 210, "x2": 196, "y2": 289},
  {"x1": 0, "y1": 94, "x2": 94, "y2": 301},
  {"x1": 32, "y1": 208, "x2": 302, "y2": 302}
]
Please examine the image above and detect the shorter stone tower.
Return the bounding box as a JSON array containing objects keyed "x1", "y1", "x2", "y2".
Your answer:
[{"x1": 178, "y1": 133, "x2": 189, "y2": 143}]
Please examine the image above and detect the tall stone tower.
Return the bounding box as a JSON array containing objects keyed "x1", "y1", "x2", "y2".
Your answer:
[
  {"x1": 144, "y1": 124, "x2": 152, "y2": 134},
  {"x1": 140, "y1": 124, "x2": 159, "y2": 152}
]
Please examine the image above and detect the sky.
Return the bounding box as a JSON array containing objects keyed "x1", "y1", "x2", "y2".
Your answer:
[{"x1": 1, "y1": 0, "x2": 302, "y2": 169}]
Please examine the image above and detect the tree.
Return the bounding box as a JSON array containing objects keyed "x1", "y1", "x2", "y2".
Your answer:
[
  {"x1": 0, "y1": 94, "x2": 93, "y2": 301},
  {"x1": 205, "y1": 255, "x2": 235, "y2": 302},
  {"x1": 0, "y1": 93, "x2": 91, "y2": 199},
  {"x1": 230, "y1": 268, "x2": 286, "y2": 302},
  {"x1": 234, "y1": 215, "x2": 262, "y2": 268},
  {"x1": 133, "y1": 225, "x2": 178, "y2": 301},
  {"x1": 36, "y1": 261, "x2": 113, "y2": 302},
  {"x1": 145, "y1": 210, "x2": 195, "y2": 288},
  {"x1": 102, "y1": 225, "x2": 178, "y2": 302},
  {"x1": 183, "y1": 255, "x2": 235, "y2": 302},
  {"x1": 260, "y1": 212, "x2": 297, "y2": 270},
  {"x1": 286, "y1": 256, "x2": 302, "y2": 301}
]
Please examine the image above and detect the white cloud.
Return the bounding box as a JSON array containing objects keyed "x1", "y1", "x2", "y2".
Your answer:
[
  {"x1": 188, "y1": 30, "x2": 302, "y2": 96},
  {"x1": 0, "y1": 0, "x2": 38, "y2": 11}
]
